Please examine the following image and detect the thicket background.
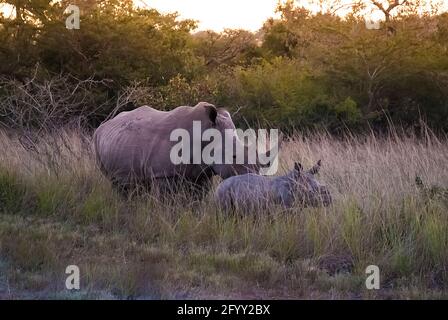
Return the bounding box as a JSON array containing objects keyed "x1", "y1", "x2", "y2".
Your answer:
[{"x1": 1, "y1": 0, "x2": 447, "y2": 133}]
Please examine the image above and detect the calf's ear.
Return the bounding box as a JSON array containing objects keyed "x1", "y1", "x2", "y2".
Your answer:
[{"x1": 309, "y1": 159, "x2": 322, "y2": 175}]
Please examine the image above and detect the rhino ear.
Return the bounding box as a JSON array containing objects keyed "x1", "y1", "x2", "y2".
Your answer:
[
  {"x1": 203, "y1": 103, "x2": 218, "y2": 125},
  {"x1": 309, "y1": 160, "x2": 322, "y2": 175},
  {"x1": 294, "y1": 162, "x2": 303, "y2": 173}
]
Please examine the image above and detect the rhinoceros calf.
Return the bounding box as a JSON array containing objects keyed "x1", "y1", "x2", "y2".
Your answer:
[
  {"x1": 215, "y1": 160, "x2": 332, "y2": 213},
  {"x1": 93, "y1": 102, "x2": 273, "y2": 195}
]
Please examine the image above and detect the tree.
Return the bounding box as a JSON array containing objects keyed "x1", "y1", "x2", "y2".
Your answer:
[
  {"x1": 192, "y1": 29, "x2": 260, "y2": 67},
  {"x1": 0, "y1": 0, "x2": 57, "y2": 77},
  {"x1": 370, "y1": 0, "x2": 409, "y2": 22}
]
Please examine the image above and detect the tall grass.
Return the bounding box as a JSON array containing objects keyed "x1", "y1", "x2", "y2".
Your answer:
[{"x1": 0, "y1": 127, "x2": 447, "y2": 299}]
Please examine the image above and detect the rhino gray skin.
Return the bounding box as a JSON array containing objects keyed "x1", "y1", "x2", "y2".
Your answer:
[
  {"x1": 215, "y1": 160, "x2": 332, "y2": 213},
  {"x1": 93, "y1": 102, "x2": 268, "y2": 194}
]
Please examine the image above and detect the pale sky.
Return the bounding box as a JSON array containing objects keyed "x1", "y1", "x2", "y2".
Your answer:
[
  {"x1": 135, "y1": 0, "x2": 448, "y2": 31},
  {"x1": 1, "y1": 1, "x2": 447, "y2": 32},
  {"x1": 134, "y1": 0, "x2": 282, "y2": 31}
]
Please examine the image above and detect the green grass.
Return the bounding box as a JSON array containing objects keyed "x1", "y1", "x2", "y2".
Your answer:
[{"x1": 0, "y1": 128, "x2": 447, "y2": 299}]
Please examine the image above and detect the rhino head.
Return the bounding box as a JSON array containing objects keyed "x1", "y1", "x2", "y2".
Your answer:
[
  {"x1": 197, "y1": 102, "x2": 277, "y2": 179},
  {"x1": 291, "y1": 160, "x2": 332, "y2": 207}
]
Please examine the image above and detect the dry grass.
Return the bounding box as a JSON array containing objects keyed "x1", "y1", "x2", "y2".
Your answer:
[{"x1": 0, "y1": 127, "x2": 447, "y2": 299}]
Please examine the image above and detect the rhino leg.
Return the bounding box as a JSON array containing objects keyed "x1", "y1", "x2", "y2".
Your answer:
[
  {"x1": 111, "y1": 176, "x2": 151, "y2": 198},
  {"x1": 147, "y1": 175, "x2": 210, "y2": 202}
]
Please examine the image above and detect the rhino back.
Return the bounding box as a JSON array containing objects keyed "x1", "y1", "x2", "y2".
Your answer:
[
  {"x1": 93, "y1": 105, "x2": 208, "y2": 183},
  {"x1": 215, "y1": 174, "x2": 273, "y2": 212}
]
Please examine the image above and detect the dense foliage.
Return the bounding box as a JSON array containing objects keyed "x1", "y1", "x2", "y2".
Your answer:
[{"x1": 1, "y1": 0, "x2": 447, "y2": 132}]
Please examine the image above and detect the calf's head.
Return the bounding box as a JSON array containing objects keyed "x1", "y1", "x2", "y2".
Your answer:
[{"x1": 292, "y1": 160, "x2": 332, "y2": 207}]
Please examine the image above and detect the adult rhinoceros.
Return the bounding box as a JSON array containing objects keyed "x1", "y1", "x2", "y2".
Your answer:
[{"x1": 93, "y1": 102, "x2": 273, "y2": 195}]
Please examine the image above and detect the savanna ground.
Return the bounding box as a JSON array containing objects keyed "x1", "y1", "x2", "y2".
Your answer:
[{"x1": 0, "y1": 125, "x2": 447, "y2": 300}]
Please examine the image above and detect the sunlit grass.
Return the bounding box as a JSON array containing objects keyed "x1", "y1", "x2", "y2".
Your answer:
[{"x1": 0, "y1": 127, "x2": 447, "y2": 299}]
